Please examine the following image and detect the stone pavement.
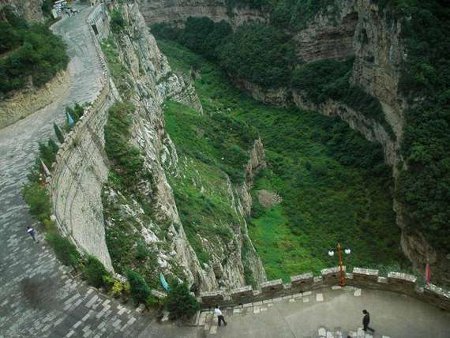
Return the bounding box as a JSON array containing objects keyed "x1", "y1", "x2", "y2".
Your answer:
[
  {"x1": 198, "y1": 287, "x2": 450, "y2": 338},
  {"x1": 0, "y1": 5, "x2": 151, "y2": 337}
]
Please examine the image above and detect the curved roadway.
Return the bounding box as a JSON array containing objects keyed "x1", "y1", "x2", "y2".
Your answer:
[{"x1": 0, "y1": 6, "x2": 150, "y2": 337}]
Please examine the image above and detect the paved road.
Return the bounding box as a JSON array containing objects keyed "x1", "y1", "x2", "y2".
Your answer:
[{"x1": 0, "y1": 6, "x2": 151, "y2": 337}]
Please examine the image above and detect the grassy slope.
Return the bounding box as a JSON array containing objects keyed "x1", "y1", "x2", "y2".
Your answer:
[
  {"x1": 158, "y1": 39, "x2": 406, "y2": 281},
  {"x1": 164, "y1": 100, "x2": 250, "y2": 265}
]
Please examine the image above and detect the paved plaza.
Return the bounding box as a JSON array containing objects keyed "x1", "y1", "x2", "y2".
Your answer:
[
  {"x1": 196, "y1": 287, "x2": 450, "y2": 338},
  {"x1": 0, "y1": 4, "x2": 449, "y2": 338}
]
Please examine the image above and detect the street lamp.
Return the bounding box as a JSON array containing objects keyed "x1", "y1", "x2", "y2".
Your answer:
[{"x1": 328, "y1": 243, "x2": 351, "y2": 286}]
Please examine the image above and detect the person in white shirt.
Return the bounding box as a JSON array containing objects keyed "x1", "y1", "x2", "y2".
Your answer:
[
  {"x1": 214, "y1": 305, "x2": 227, "y2": 326},
  {"x1": 26, "y1": 226, "x2": 37, "y2": 242}
]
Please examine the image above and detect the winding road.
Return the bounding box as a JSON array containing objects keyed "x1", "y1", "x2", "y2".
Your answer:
[{"x1": 0, "y1": 6, "x2": 151, "y2": 337}]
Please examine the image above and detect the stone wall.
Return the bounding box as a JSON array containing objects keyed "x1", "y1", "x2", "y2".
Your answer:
[
  {"x1": 200, "y1": 267, "x2": 450, "y2": 312},
  {"x1": 49, "y1": 8, "x2": 114, "y2": 271},
  {"x1": 87, "y1": 4, "x2": 110, "y2": 40}
]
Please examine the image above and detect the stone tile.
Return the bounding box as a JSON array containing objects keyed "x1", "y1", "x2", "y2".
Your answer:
[
  {"x1": 209, "y1": 325, "x2": 217, "y2": 334},
  {"x1": 316, "y1": 293, "x2": 324, "y2": 302}
]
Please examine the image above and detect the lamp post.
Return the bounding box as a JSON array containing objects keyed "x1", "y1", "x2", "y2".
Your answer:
[{"x1": 328, "y1": 243, "x2": 351, "y2": 286}]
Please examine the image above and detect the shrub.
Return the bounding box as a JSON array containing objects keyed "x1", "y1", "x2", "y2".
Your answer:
[
  {"x1": 111, "y1": 279, "x2": 124, "y2": 298},
  {"x1": 83, "y1": 256, "x2": 109, "y2": 288},
  {"x1": 46, "y1": 233, "x2": 81, "y2": 267},
  {"x1": 218, "y1": 23, "x2": 295, "y2": 88},
  {"x1": 165, "y1": 282, "x2": 200, "y2": 321},
  {"x1": 38, "y1": 139, "x2": 59, "y2": 168},
  {"x1": 22, "y1": 182, "x2": 51, "y2": 222},
  {"x1": 0, "y1": 9, "x2": 68, "y2": 97},
  {"x1": 53, "y1": 123, "x2": 65, "y2": 144},
  {"x1": 110, "y1": 10, "x2": 126, "y2": 34},
  {"x1": 126, "y1": 270, "x2": 151, "y2": 304}
]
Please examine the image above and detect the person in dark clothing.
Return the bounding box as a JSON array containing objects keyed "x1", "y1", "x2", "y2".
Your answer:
[
  {"x1": 362, "y1": 309, "x2": 375, "y2": 333},
  {"x1": 26, "y1": 226, "x2": 37, "y2": 242}
]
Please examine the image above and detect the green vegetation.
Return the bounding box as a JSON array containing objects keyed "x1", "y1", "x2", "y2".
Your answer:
[
  {"x1": 22, "y1": 182, "x2": 52, "y2": 222},
  {"x1": 65, "y1": 103, "x2": 85, "y2": 125},
  {"x1": 291, "y1": 59, "x2": 391, "y2": 134},
  {"x1": 38, "y1": 139, "x2": 59, "y2": 168},
  {"x1": 158, "y1": 39, "x2": 406, "y2": 280},
  {"x1": 46, "y1": 233, "x2": 81, "y2": 267},
  {"x1": 126, "y1": 270, "x2": 151, "y2": 305},
  {"x1": 83, "y1": 256, "x2": 111, "y2": 288},
  {"x1": 0, "y1": 7, "x2": 68, "y2": 97},
  {"x1": 166, "y1": 282, "x2": 200, "y2": 320},
  {"x1": 152, "y1": 18, "x2": 384, "y2": 122},
  {"x1": 110, "y1": 9, "x2": 126, "y2": 34},
  {"x1": 164, "y1": 100, "x2": 252, "y2": 264},
  {"x1": 271, "y1": 0, "x2": 336, "y2": 30},
  {"x1": 104, "y1": 102, "x2": 145, "y2": 189},
  {"x1": 101, "y1": 38, "x2": 133, "y2": 99},
  {"x1": 152, "y1": 17, "x2": 232, "y2": 60},
  {"x1": 103, "y1": 101, "x2": 160, "y2": 286},
  {"x1": 388, "y1": 0, "x2": 450, "y2": 251},
  {"x1": 218, "y1": 23, "x2": 294, "y2": 88},
  {"x1": 53, "y1": 123, "x2": 64, "y2": 143}
]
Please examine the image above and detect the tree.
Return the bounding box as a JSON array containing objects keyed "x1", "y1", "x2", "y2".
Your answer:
[
  {"x1": 54, "y1": 123, "x2": 64, "y2": 144},
  {"x1": 126, "y1": 270, "x2": 151, "y2": 304},
  {"x1": 165, "y1": 282, "x2": 199, "y2": 321},
  {"x1": 83, "y1": 256, "x2": 109, "y2": 288}
]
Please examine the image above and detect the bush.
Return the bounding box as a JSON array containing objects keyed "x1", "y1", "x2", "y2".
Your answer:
[
  {"x1": 38, "y1": 139, "x2": 59, "y2": 168},
  {"x1": 165, "y1": 282, "x2": 200, "y2": 321},
  {"x1": 110, "y1": 10, "x2": 126, "y2": 34},
  {"x1": 83, "y1": 256, "x2": 109, "y2": 288},
  {"x1": 104, "y1": 102, "x2": 144, "y2": 189},
  {"x1": 126, "y1": 270, "x2": 151, "y2": 304},
  {"x1": 22, "y1": 182, "x2": 51, "y2": 222},
  {"x1": 218, "y1": 23, "x2": 294, "y2": 88},
  {"x1": 0, "y1": 9, "x2": 68, "y2": 97},
  {"x1": 53, "y1": 123, "x2": 65, "y2": 144},
  {"x1": 46, "y1": 233, "x2": 81, "y2": 267}
]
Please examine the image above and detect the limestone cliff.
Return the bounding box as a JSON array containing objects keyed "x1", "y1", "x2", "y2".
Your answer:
[
  {"x1": 0, "y1": 0, "x2": 43, "y2": 22},
  {"x1": 134, "y1": 0, "x2": 448, "y2": 282},
  {"x1": 102, "y1": 3, "x2": 265, "y2": 291},
  {"x1": 138, "y1": 0, "x2": 267, "y2": 28}
]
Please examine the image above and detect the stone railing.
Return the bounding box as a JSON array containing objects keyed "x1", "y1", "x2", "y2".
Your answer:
[{"x1": 200, "y1": 267, "x2": 450, "y2": 311}]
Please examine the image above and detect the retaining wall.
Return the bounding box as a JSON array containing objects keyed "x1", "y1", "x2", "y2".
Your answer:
[
  {"x1": 200, "y1": 267, "x2": 450, "y2": 311},
  {"x1": 49, "y1": 5, "x2": 115, "y2": 270}
]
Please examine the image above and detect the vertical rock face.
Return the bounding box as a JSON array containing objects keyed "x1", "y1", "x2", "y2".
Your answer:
[
  {"x1": 351, "y1": 0, "x2": 405, "y2": 142},
  {"x1": 138, "y1": 0, "x2": 267, "y2": 27},
  {"x1": 1, "y1": 0, "x2": 44, "y2": 22},
  {"x1": 103, "y1": 3, "x2": 265, "y2": 291},
  {"x1": 293, "y1": 2, "x2": 357, "y2": 62}
]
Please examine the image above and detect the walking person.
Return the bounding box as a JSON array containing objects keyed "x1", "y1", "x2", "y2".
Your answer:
[
  {"x1": 362, "y1": 309, "x2": 375, "y2": 334},
  {"x1": 26, "y1": 226, "x2": 37, "y2": 242},
  {"x1": 214, "y1": 305, "x2": 227, "y2": 327}
]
